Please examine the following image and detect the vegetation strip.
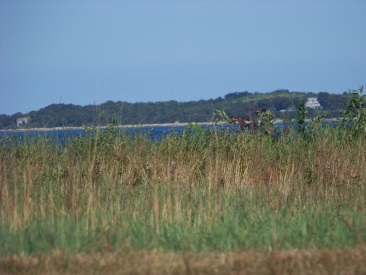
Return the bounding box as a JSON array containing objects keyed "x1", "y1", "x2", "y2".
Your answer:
[{"x1": 1, "y1": 88, "x2": 361, "y2": 129}]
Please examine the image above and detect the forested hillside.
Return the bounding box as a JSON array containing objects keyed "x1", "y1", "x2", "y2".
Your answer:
[{"x1": 0, "y1": 90, "x2": 350, "y2": 129}]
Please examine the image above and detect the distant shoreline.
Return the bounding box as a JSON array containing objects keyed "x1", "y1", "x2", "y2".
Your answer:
[
  {"x1": 0, "y1": 118, "x2": 339, "y2": 132},
  {"x1": 0, "y1": 122, "x2": 217, "y2": 132}
]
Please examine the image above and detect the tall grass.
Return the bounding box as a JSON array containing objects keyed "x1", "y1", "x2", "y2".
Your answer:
[{"x1": 0, "y1": 123, "x2": 365, "y2": 256}]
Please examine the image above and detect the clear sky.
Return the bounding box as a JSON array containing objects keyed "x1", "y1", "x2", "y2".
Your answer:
[{"x1": 1, "y1": 0, "x2": 365, "y2": 116}]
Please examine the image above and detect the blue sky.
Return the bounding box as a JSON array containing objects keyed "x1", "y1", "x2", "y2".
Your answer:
[{"x1": 1, "y1": 0, "x2": 365, "y2": 115}]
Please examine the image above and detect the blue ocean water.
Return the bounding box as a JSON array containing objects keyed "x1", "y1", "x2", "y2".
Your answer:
[
  {"x1": 0, "y1": 125, "x2": 202, "y2": 145},
  {"x1": 0, "y1": 120, "x2": 337, "y2": 145}
]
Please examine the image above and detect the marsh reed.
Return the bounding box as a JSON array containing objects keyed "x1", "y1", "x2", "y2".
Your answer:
[{"x1": 0, "y1": 123, "x2": 365, "y2": 257}]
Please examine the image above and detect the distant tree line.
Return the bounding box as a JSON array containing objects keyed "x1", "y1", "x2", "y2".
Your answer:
[{"x1": 0, "y1": 90, "x2": 353, "y2": 129}]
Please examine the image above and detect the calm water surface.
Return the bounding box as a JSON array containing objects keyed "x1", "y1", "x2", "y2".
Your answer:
[
  {"x1": 0, "y1": 125, "x2": 206, "y2": 145},
  {"x1": 1, "y1": 120, "x2": 335, "y2": 145}
]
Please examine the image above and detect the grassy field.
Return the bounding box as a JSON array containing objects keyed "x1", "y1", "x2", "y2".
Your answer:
[{"x1": 1, "y1": 111, "x2": 366, "y2": 273}]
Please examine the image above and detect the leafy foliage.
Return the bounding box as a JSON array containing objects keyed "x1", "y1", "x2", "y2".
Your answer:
[
  {"x1": 215, "y1": 107, "x2": 275, "y2": 135},
  {"x1": 296, "y1": 100, "x2": 307, "y2": 138},
  {"x1": 340, "y1": 86, "x2": 366, "y2": 137}
]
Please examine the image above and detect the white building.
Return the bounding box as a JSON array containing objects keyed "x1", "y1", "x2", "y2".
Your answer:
[
  {"x1": 305, "y1": 98, "x2": 322, "y2": 109},
  {"x1": 16, "y1": 117, "x2": 30, "y2": 127}
]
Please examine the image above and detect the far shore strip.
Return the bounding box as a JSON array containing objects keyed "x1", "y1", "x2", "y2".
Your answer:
[
  {"x1": 0, "y1": 118, "x2": 338, "y2": 132},
  {"x1": 0, "y1": 122, "x2": 219, "y2": 132}
]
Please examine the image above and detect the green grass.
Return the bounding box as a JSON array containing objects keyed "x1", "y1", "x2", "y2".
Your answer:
[{"x1": 0, "y1": 183, "x2": 364, "y2": 255}]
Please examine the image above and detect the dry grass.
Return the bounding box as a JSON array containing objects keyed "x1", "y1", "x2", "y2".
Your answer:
[{"x1": 1, "y1": 247, "x2": 366, "y2": 274}]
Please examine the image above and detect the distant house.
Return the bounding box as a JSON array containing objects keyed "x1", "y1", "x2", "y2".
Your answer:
[
  {"x1": 16, "y1": 117, "x2": 30, "y2": 127},
  {"x1": 305, "y1": 98, "x2": 322, "y2": 109}
]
